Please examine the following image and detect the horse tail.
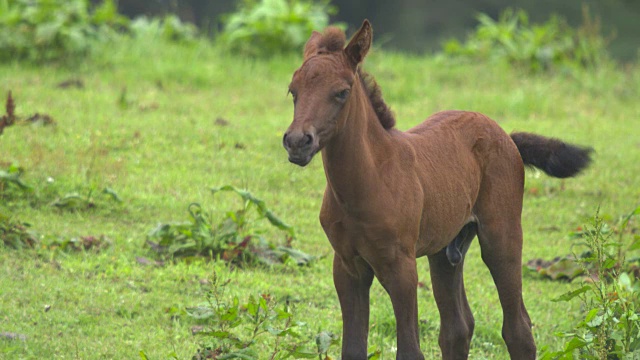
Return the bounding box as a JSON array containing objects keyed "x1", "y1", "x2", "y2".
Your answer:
[{"x1": 510, "y1": 132, "x2": 593, "y2": 178}]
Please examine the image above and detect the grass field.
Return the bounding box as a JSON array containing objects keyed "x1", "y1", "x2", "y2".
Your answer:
[{"x1": 1, "y1": 37, "x2": 639, "y2": 359}]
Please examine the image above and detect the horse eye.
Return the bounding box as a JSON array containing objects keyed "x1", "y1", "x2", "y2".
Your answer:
[{"x1": 335, "y1": 89, "x2": 349, "y2": 101}]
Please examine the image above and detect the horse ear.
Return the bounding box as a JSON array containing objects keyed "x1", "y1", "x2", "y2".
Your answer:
[
  {"x1": 303, "y1": 31, "x2": 322, "y2": 59},
  {"x1": 344, "y1": 19, "x2": 372, "y2": 69}
]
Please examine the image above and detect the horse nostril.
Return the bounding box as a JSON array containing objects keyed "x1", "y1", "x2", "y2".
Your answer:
[
  {"x1": 304, "y1": 134, "x2": 313, "y2": 146},
  {"x1": 283, "y1": 132, "x2": 313, "y2": 149}
]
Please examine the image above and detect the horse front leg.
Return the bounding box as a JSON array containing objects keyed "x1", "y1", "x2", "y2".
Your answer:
[
  {"x1": 333, "y1": 253, "x2": 375, "y2": 360},
  {"x1": 374, "y1": 254, "x2": 425, "y2": 360}
]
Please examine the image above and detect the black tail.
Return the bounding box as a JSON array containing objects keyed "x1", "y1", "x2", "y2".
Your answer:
[{"x1": 510, "y1": 132, "x2": 593, "y2": 178}]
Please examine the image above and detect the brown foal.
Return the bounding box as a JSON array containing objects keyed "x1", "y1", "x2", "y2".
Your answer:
[{"x1": 282, "y1": 20, "x2": 592, "y2": 360}]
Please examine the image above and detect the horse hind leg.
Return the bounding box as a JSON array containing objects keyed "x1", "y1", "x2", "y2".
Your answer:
[
  {"x1": 428, "y1": 224, "x2": 477, "y2": 360},
  {"x1": 472, "y1": 145, "x2": 536, "y2": 358},
  {"x1": 476, "y1": 216, "x2": 536, "y2": 359}
]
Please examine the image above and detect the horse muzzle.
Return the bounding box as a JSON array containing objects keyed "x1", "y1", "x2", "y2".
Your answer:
[{"x1": 283, "y1": 131, "x2": 318, "y2": 167}]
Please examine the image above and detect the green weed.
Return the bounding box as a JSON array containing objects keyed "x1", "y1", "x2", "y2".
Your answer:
[
  {"x1": 142, "y1": 272, "x2": 338, "y2": 359},
  {"x1": 541, "y1": 206, "x2": 640, "y2": 359},
  {"x1": 0, "y1": 164, "x2": 30, "y2": 196},
  {"x1": 50, "y1": 186, "x2": 122, "y2": 211},
  {"x1": 528, "y1": 206, "x2": 640, "y2": 282},
  {"x1": 0, "y1": 211, "x2": 38, "y2": 249},
  {"x1": 145, "y1": 186, "x2": 314, "y2": 266}
]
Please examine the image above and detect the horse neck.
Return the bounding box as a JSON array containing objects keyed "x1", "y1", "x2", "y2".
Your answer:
[{"x1": 321, "y1": 80, "x2": 396, "y2": 203}]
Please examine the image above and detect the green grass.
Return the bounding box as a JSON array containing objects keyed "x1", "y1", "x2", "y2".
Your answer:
[{"x1": 1, "y1": 37, "x2": 639, "y2": 359}]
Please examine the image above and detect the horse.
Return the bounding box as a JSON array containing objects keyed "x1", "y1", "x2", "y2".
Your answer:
[{"x1": 282, "y1": 20, "x2": 592, "y2": 360}]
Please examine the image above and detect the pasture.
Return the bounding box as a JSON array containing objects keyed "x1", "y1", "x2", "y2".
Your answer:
[{"x1": 1, "y1": 36, "x2": 639, "y2": 359}]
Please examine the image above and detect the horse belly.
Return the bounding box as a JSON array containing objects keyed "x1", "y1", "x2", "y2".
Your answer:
[{"x1": 415, "y1": 167, "x2": 481, "y2": 257}]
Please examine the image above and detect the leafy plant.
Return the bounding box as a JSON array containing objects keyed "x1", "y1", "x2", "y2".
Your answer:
[
  {"x1": 145, "y1": 185, "x2": 315, "y2": 266},
  {"x1": 0, "y1": 164, "x2": 30, "y2": 196},
  {"x1": 0, "y1": 211, "x2": 38, "y2": 249},
  {"x1": 528, "y1": 207, "x2": 640, "y2": 282},
  {"x1": 50, "y1": 187, "x2": 122, "y2": 211},
  {"x1": 218, "y1": 0, "x2": 337, "y2": 57},
  {"x1": 540, "y1": 206, "x2": 640, "y2": 359},
  {"x1": 442, "y1": 7, "x2": 610, "y2": 72},
  {"x1": 0, "y1": 0, "x2": 128, "y2": 63},
  {"x1": 160, "y1": 273, "x2": 338, "y2": 359}
]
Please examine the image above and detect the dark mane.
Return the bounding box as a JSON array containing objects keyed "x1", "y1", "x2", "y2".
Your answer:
[
  {"x1": 314, "y1": 27, "x2": 396, "y2": 130},
  {"x1": 357, "y1": 68, "x2": 396, "y2": 130}
]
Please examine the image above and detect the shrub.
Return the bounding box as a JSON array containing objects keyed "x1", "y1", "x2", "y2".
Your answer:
[
  {"x1": 129, "y1": 15, "x2": 198, "y2": 43},
  {"x1": 442, "y1": 7, "x2": 610, "y2": 72},
  {"x1": 218, "y1": 0, "x2": 337, "y2": 57},
  {"x1": 0, "y1": 0, "x2": 197, "y2": 63},
  {"x1": 0, "y1": 0, "x2": 128, "y2": 63}
]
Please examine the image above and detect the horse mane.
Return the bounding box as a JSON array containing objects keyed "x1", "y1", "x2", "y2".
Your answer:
[
  {"x1": 357, "y1": 68, "x2": 396, "y2": 129},
  {"x1": 317, "y1": 27, "x2": 346, "y2": 53},
  {"x1": 314, "y1": 27, "x2": 396, "y2": 130}
]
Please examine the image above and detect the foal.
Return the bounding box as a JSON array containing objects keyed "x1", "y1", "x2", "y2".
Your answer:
[{"x1": 283, "y1": 20, "x2": 592, "y2": 360}]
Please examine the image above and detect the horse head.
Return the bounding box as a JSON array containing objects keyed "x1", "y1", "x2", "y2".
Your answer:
[{"x1": 283, "y1": 20, "x2": 372, "y2": 166}]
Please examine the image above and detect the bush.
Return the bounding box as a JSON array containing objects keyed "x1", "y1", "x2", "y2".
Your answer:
[
  {"x1": 442, "y1": 7, "x2": 610, "y2": 72},
  {"x1": 0, "y1": 0, "x2": 127, "y2": 63},
  {"x1": 0, "y1": 0, "x2": 198, "y2": 63},
  {"x1": 129, "y1": 15, "x2": 198, "y2": 43},
  {"x1": 218, "y1": 0, "x2": 337, "y2": 57}
]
